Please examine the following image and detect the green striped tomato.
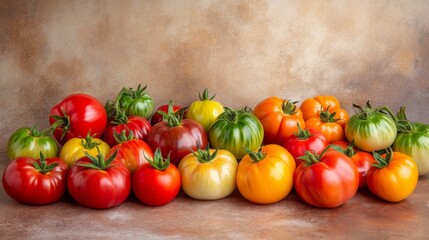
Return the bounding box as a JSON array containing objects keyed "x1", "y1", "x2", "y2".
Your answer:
[
  {"x1": 345, "y1": 102, "x2": 397, "y2": 152},
  {"x1": 7, "y1": 127, "x2": 58, "y2": 160},
  {"x1": 208, "y1": 108, "x2": 264, "y2": 159}
]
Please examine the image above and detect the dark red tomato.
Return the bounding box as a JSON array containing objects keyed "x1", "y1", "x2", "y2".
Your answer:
[
  {"x1": 151, "y1": 104, "x2": 183, "y2": 125},
  {"x1": 106, "y1": 131, "x2": 154, "y2": 174},
  {"x1": 283, "y1": 126, "x2": 328, "y2": 166},
  {"x1": 103, "y1": 115, "x2": 152, "y2": 147},
  {"x1": 146, "y1": 111, "x2": 208, "y2": 166},
  {"x1": 294, "y1": 150, "x2": 359, "y2": 208},
  {"x1": 67, "y1": 151, "x2": 131, "y2": 209},
  {"x1": 2, "y1": 154, "x2": 68, "y2": 205},
  {"x1": 132, "y1": 149, "x2": 181, "y2": 206},
  {"x1": 49, "y1": 93, "x2": 107, "y2": 145}
]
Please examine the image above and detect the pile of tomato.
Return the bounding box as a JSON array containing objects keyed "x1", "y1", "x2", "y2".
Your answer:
[{"x1": 3, "y1": 85, "x2": 429, "y2": 209}]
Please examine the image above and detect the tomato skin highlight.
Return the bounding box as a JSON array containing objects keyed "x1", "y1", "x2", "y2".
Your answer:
[
  {"x1": 7, "y1": 127, "x2": 58, "y2": 160},
  {"x1": 107, "y1": 138, "x2": 154, "y2": 174},
  {"x1": 103, "y1": 116, "x2": 152, "y2": 147},
  {"x1": 60, "y1": 136, "x2": 110, "y2": 168}
]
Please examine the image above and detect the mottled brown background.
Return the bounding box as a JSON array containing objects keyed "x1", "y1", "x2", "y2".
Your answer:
[{"x1": 1, "y1": 0, "x2": 428, "y2": 149}]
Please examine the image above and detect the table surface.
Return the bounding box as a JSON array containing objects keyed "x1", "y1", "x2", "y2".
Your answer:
[{"x1": 1, "y1": 149, "x2": 428, "y2": 240}]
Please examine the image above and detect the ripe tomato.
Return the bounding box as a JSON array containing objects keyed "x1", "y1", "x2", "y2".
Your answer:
[
  {"x1": 367, "y1": 149, "x2": 418, "y2": 202},
  {"x1": 7, "y1": 126, "x2": 58, "y2": 160},
  {"x1": 2, "y1": 154, "x2": 68, "y2": 205},
  {"x1": 106, "y1": 131, "x2": 154, "y2": 174},
  {"x1": 209, "y1": 108, "x2": 264, "y2": 160},
  {"x1": 252, "y1": 97, "x2": 305, "y2": 145},
  {"x1": 345, "y1": 102, "x2": 397, "y2": 152},
  {"x1": 283, "y1": 125, "x2": 328, "y2": 166},
  {"x1": 294, "y1": 149, "x2": 359, "y2": 208},
  {"x1": 60, "y1": 134, "x2": 110, "y2": 167},
  {"x1": 151, "y1": 103, "x2": 183, "y2": 125},
  {"x1": 236, "y1": 144, "x2": 296, "y2": 204},
  {"x1": 133, "y1": 149, "x2": 181, "y2": 206},
  {"x1": 49, "y1": 93, "x2": 107, "y2": 145},
  {"x1": 186, "y1": 88, "x2": 224, "y2": 133},
  {"x1": 300, "y1": 96, "x2": 348, "y2": 125},
  {"x1": 146, "y1": 104, "x2": 208, "y2": 166},
  {"x1": 178, "y1": 146, "x2": 238, "y2": 200},
  {"x1": 305, "y1": 109, "x2": 346, "y2": 143},
  {"x1": 67, "y1": 151, "x2": 131, "y2": 209}
]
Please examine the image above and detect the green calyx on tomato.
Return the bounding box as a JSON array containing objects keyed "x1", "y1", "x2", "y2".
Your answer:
[
  {"x1": 372, "y1": 148, "x2": 394, "y2": 168},
  {"x1": 77, "y1": 148, "x2": 118, "y2": 170},
  {"x1": 298, "y1": 146, "x2": 332, "y2": 166},
  {"x1": 192, "y1": 145, "x2": 219, "y2": 163},
  {"x1": 199, "y1": 88, "x2": 216, "y2": 101},
  {"x1": 293, "y1": 124, "x2": 312, "y2": 140},
  {"x1": 244, "y1": 147, "x2": 266, "y2": 163},
  {"x1": 146, "y1": 148, "x2": 170, "y2": 171},
  {"x1": 319, "y1": 106, "x2": 340, "y2": 123},
  {"x1": 81, "y1": 132, "x2": 101, "y2": 149},
  {"x1": 351, "y1": 101, "x2": 397, "y2": 122},
  {"x1": 113, "y1": 129, "x2": 134, "y2": 144},
  {"x1": 282, "y1": 100, "x2": 299, "y2": 115},
  {"x1": 32, "y1": 153, "x2": 59, "y2": 174},
  {"x1": 49, "y1": 112, "x2": 71, "y2": 140}
]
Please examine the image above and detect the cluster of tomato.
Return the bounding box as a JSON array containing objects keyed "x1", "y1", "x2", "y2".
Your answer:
[{"x1": 3, "y1": 85, "x2": 429, "y2": 209}]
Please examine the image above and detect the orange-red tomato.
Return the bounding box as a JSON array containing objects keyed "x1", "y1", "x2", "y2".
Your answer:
[
  {"x1": 300, "y1": 96, "x2": 349, "y2": 126},
  {"x1": 253, "y1": 96, "x2": 305, "y2": 145},
  {"x1": 305, "y1": 110, "x2": 346, "y2": 143}
]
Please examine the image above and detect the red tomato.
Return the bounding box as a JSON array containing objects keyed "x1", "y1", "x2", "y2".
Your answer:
[
  {"x1": 67, "y1": 151, "x2": 131, "y2": 209},
  {"x1": 283, "y1": 126, "x2": 328, "y2": 166},
  {"x1": 49, "y1": 93, "x2": 107, "y2": 145},
  {"x1": 132, "y1": 149, "x2": 181, "y2": 206},
  {"x1": 293, "y1": 149, "x2": 359, "y2": 208},
  {"x1": 106, "y1": 131, "x2": 154, "y2": 174},
  {"x1": 103, "y1": 114, "x2": 152, "y2": 147},
  {"x1": 2, "y1": 154, "x2": 68, "y2": 205},
  {"x1": 151, "y1": 103, "x2": 183, "y2": 125},
  {"x1": 146, "y1": 107, "x2": 208, "y2": 166}
]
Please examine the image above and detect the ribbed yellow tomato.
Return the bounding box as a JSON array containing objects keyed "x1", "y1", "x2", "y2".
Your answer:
[
  {"x1": 178, "y1": 147, "x2": 238, "y2": 200},
  {"x1": 236, "y1": 144, "x2": 296, "y2": 204},
  {"x1": 60, "y1": 135, "x2": 110, "y2": 167}
]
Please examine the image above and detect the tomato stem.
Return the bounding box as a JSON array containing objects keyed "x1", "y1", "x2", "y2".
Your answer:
[
  {"x1": 198, "y1": 88, "x2": 216, "y2": 101},
  {"x1": 49, "y1": 114, "x2": 70, "y2": 140},
  {"x1": 32, "y1": 152, "x2": 59, "y2": 174},
  {"x1": 293, "y1": 123, "x2": 312, "y2": 140},
  {"x1": 222, "y1": 107, "x2": 239, "y2": 123},
  {"x1": 146, "y1": 148, "x2": 170, "y2": 171},
  {"x1": 113, "y1": 129, "x2": 134, "y2": 144},
  {"x1": 244, "y1": 147, "x2": 266, "y2": 163},
  {"x1": 372, "y1": 148, "x2": 393, "y2": 168},
  {"x1": 77, "y1": 147, "x2": 118, "y2": 170},
  {"x1": 298, "y1": 150, "x2": 320, "y2": 166},
  {"x1": 81, "y1": 132, "x2": 101, "y2": 149},
  {"x1": 282, "y1": 100, "x2": 299, "y2": 115}
]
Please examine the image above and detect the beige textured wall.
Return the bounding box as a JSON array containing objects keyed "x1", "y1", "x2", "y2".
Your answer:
[{"x1": 1, "y1": 0, "x2": 428, "y2": 149}]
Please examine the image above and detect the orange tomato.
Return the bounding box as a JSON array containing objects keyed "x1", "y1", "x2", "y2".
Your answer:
[
  {"x1": 300, "y1": 96, "x2": 349, "y2": 126},
  {"x1": 305, "y1": 110, "x2": 346, "y2": 143}
]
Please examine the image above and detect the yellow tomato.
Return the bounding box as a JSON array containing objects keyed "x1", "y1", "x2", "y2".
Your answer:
[
  {"x1": 236, "y1": 144, "x2": 296, "y2": 204},
  {"x1": 60, "y1": 135, "x2": 110, "y2": 167},
  {"x1": 178, "y1": 147, "x2": 237, "y2": 200}
]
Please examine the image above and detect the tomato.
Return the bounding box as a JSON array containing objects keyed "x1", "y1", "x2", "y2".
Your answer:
[
  {"x1": 293, "y1": 148, "x2": 359, "y2": 208},
  {"x1": 305, "y1": 108, "x2": 346, "y2": 143},
  {"x1": 300, "y1": 96, "x2": 349, "y2": 125},
  {"x1": 2, "y1": 153, "x2": 68, "y2": 205},
  {"x1": 146, "y1": 102, "x2": 208, "y2": 166},
  {"x1": 107, "y1": 130, "x2": 154, "y2": 174},
  {"x1": 60, "y1": 134, "x2": 110, "y2": 167},
  {"x1": 7, "y1": 126, "x2": 58, "y2": 160},
  {"x1": 67, "y1": 151, "x2": 131, "y2": 209},
  {"x1": 133, "y1": 148, "x2": 181, "y2": 206},
  {"x1": 151, "y1": 103, "x2": 183, "y2": 125},
  {"x1": 236, "y1": 144, "x2": 296, "y2": 204},
  {"x1": 283, "y1": 125, "x2": 328, "y2": 166},
  {"x1": 393, "y1": 106, "x2": 429, "y2": 176},
  {"x1": 106, "y1": 84, "x2": 154, "y2": 120},
  {"x1": 102, "y1": 112, "x2": 152, "y2": 147},
  {"x1": 49, "y1": 93, "x2": 107, "y2": 145},
  {"x1": 186, "y1": 88, "x2": 225, "y2": 133},
  {"x1": 367, "y1": 149, "x2": 418, "y2": 202},
  {"x1": 252, "y1": 97, "x2": 305, "y2": 145},
  {"x1": 345, "y1": 102, "x2": 397, "y2": 152},
  {"x1": 178, "y1": 146, "x2": 237, "y2": 200},
  {"x1": 209, "y1": 108, "x2": 264, "y2": 160}
]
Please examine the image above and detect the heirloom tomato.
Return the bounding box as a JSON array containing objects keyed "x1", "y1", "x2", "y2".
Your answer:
[
  {"x1": 60, "y1": 134, "x2": 110, "y2": 167},
  {"x1": 300, "y1": 95, "x2": 349, "y2": 126},
  {"x1": 2, "y1": 153, "x2": 68, "y2": 205},
  {"x1": 7, "y1": 126, "x2": 58, "y2": 160},
  {"x1": 186, "y1": 88, "x2": 224, "y2": 133},
  {"x1": 133, "y1": 148, "x2": 181, "y2": 206},
  {"x1": 252, "y1": 97, "x2": 305, "y2": 145},
  {"x1": 305, "y1": 108, "x2": 346, "y2": 143},
  {"x1": 236, "y1": 144, "x2": 295, "y2": 204},
  {"x1": 294, "y1": 148, "x2": 359, "y2": 208},
  {"x1": 367, "y1": 149, "x2": 418, "y2": 202},
  {"x1": 283, "y1": 125, "x2": 328, "y2": 166},
  {"x1": 345, "y1": 102, "x2": 397, "y2": 152},
  {"x1": 178, "y1": 145, "x2": 237, "y2": 200},
  {"x1": 106, "y1": 84, "x2": 154, "y2": 120},
  {"x1": 209, "y1": 107, "x2": 264, "y2": 160},
  {"x1": 393, "y1": 106, "x2": 429, "y2": 176},
  {"x1": 49, "y1": 93, "x2": 107, "y2": 145},
  {"x1": 151, "y1": 103, "x2": 183, "y2": 125},
  {"x1": 102, "y1": 111, "x2": 152, "y2": 147},
  {"x1": 107, "y1": 130, "x2": 153, "y2": 174},
  {"x1": 67, "y1": 150, "x2": 131, "y2": 209},
  {"x1": 146, "y1": 101, "x2": 208, "y2": 166}
]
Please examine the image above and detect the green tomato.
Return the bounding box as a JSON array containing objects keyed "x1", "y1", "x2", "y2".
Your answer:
[
  {"x1": 345, "y1": 102, "x2": 397, "y2": 152},
  {"x1": 208, "y1": 108, "x2": 264, "y2": 159},
  {"x1": 186, "y1": 88, "x2": 224, "y2": 132},
  {"x1": 7, "y1": 127, "x2": 58, "y2": 160},
  {"x1": 118, "y1": 84, "x2": 154, "y2": 119}
]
